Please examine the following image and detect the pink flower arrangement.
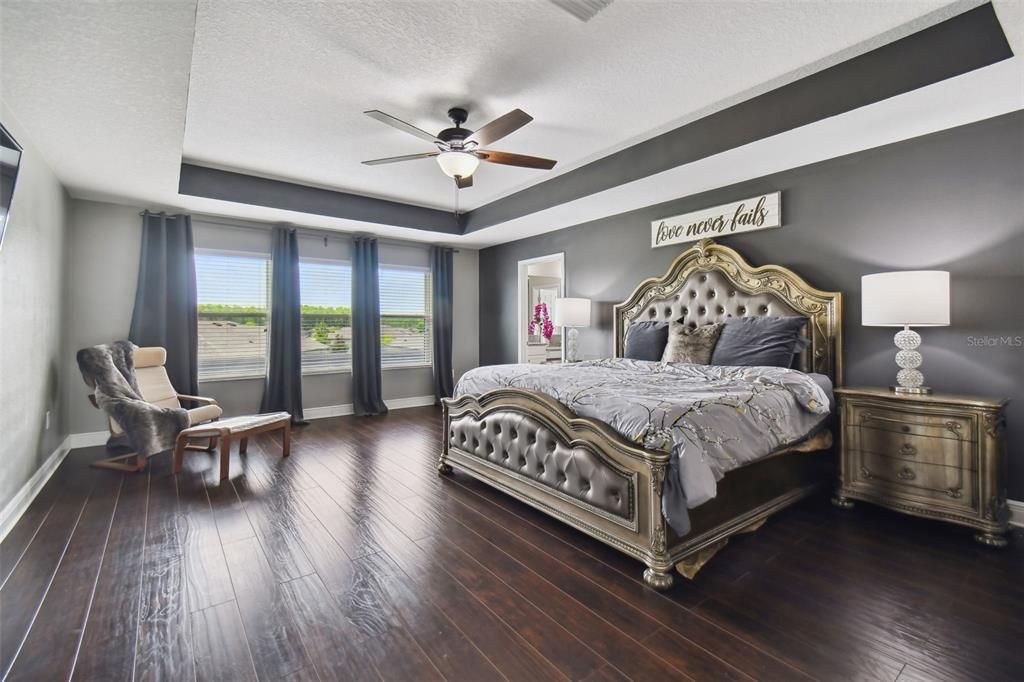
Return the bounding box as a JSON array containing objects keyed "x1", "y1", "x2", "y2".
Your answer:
[{"x1": 528, "y1": 302, "x2": 554, "y2": 341}]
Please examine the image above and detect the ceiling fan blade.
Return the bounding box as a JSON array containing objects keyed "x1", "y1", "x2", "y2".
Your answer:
[
  {"x1": 455, "y1": 174, "x2": 473, "y2": 189},
  {"x1": 476, "y1": 150, "x2": 557, "y2": 170},
  {"x1": 464, "y1": 109, "x2": 533, "y2": 147},
  {"x1": 361, "y1": 151, "x2": 439, "y2": 166},
  {"x1": 364, "y1": 110, "x2": 439, "y2": 143}
]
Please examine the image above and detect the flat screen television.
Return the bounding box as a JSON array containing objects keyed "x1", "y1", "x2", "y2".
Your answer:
[{"x1": 1, "y1": 123, "x2": 24, "y2": 251}]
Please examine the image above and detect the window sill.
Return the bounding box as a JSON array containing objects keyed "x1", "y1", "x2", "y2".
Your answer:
[
  {"x1": 199, "y1": 374, "x2": 265, "y2": 384},
  {"x1": 200, "y1": 364, "x2": 433, "y2": 383},
  {"x1": 302, "y1": 367, "x2": 352, "y2": 377},
  {"x1": 301, "y1": 364, "x2": 431, "y2": 375}
]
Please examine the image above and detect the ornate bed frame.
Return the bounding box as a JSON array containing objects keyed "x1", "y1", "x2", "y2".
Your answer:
[{"x1": 440, "y1": 239, "x2": 843, "y2": 589}]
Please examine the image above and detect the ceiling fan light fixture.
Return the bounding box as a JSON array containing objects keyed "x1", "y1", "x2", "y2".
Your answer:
[{"x1": 436, "y1": 151, "x2": 479, "y2": 179}]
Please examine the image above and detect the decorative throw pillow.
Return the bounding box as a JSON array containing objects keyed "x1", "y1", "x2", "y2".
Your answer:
[
  {"x1": 661, "y1": 321, "x2": 725, "y2": 364},
  {"x1": 711, "y1": 315, "x2": 808, "y2": 368},
  {"x1": 623, "y1": 321, "x2": 669, "y2": 361}
]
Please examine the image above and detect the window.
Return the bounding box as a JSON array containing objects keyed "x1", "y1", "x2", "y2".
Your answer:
[
  {"x1": 380, "y1": 265, "x2": 432, "y2": 369},
  {"x1": 195, "y1": 250, "x2": 270, "y2": 381},
  {"x1": 195, "y1": 250, "x2": 431, "y2": 379},
  {"x1": 300, "y1": 258, "x2": 352, "y2": 374}
]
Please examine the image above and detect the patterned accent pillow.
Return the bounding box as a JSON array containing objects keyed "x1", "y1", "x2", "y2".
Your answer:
[{"x1": 661, "y1": 321, "x2": 725, "y2": 364}]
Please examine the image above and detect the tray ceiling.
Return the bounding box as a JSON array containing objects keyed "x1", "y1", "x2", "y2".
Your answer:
[{"x1": 1, "y1": 0, "x2": 1020, "y2": 246}]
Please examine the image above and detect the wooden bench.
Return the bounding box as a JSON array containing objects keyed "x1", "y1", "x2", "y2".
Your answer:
[{"x1": 173, "y1": 411, "x2": 291, "y2": 481}]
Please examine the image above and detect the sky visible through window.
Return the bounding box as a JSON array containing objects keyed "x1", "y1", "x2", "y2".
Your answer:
[
  {"x1": 195, "y1": 253, "x2": 268, "y2": 307},
  {"x1": 196, "y1": 252, "x2": 426, "y2": 314}
]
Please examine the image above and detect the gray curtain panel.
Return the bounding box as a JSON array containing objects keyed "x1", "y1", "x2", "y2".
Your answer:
[
  {"x1": 260, "y1": 226, "x2": 305, "y2": 423},
  {"x1": 352, "y1": 236, "x2": 388, "y2": 416},
  {"x1": 430, "y1": 246, "x2": 455, "y2": 402},
  {"x1": 128, "y1": 211, "x2": 199, "y2": 396}
]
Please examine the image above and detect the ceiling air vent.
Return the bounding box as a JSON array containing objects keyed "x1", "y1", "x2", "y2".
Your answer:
[{"x1": 549, "y1": 0, "x2": 613, "y2": 22}]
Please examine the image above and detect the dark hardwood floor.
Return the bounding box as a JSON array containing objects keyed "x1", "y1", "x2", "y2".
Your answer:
[{"x1": 1, "y1": 406, "x2": 1021, "y2": 681}]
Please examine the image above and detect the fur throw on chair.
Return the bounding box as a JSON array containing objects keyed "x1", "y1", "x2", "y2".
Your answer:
[{"x1": 77, "y1": 340, "x2": 189, "y2": 459}]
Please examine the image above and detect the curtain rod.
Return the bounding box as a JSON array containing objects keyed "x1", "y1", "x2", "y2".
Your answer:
[{"x1": 139, "y1": 211, "x2": 461, "y2": 252}]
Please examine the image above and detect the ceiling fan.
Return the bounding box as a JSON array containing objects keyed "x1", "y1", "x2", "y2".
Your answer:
[{"x1": 361, "y1": 107, "x2": 557, "y2": 189}]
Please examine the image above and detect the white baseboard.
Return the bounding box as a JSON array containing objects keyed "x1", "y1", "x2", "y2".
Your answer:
[
  {"x1": 304, "y1": 394, "x2": 435, "y2": 420},
  {"x1": 67, "y1": 431, "x2": 109, "y2": 449},
  {"x1": 303, "y1": 403, "x2": 354, "y2": 420},
  {"x1": 1008, "y1": 499, "x2": 1024, "y2": 528},
  {"x1": 0, "y1": 436, "x2": 72, "y2": 543},
  {"x1": 385, "y1": 394, "x2": 437, "y2": 410}
]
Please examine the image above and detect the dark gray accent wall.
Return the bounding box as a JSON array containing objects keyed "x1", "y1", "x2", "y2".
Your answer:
[
  {"x1": 478, "y1": 111, "x2": 1024, "y2": 497},
  {"x1": 179, "y1": 163, "x2": 462, "y2": 234},
  {"x1": 464, "y1": 3, "x2": 1012, "y2": 232}
]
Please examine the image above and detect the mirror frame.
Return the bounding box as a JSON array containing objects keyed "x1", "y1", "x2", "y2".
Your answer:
[{"x1": 0, "y1": 122, "x2": 24, "y2": 252}]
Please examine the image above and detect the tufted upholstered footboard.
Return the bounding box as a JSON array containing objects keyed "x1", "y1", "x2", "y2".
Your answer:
[
  {"x1": 441, "y1": 388, "x2": 830, "y2": 590},
  {"x1": 442, "y1": 388, "x2": 677, "y2": 588}
]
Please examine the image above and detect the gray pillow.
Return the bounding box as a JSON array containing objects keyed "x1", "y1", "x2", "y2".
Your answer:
[
  {"x1": 710, "y1": 316, "x2": 808, "y2": 368},
  {"x1": 624, "y1": 321, "x2": 669, "y2": 361},
  {"x1": 790, "y1": 335, "x2": 811, "y2": 369},
  {"x1": 662, "y1": 321, "x2": 724, "y2": 364}
]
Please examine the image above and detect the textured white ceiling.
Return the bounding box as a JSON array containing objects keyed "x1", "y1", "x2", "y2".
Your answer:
[
  {"x1": 0, "y1": 0, "x2": 197, "y2": 207},
  {"x1": 1, "y1": 0, "x2": 1019, "y2": 246}
]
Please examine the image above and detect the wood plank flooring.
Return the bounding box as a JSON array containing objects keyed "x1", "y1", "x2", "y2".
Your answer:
[{"x1": 1, "y1": 405, "x2": 1021, "y2": 681}]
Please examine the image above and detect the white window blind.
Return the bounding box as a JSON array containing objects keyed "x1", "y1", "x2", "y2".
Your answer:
[
  {"x1": 380, "y1": 265, "x2": 432, "y2": 369},
  {"x1": 299, "y1": 258, "x2": 352, "y2": 374},
  {"x1": 195, "y1": 250, "x2": 270, "y2": 381}
]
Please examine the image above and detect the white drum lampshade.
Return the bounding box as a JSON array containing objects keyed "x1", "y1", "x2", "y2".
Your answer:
[
  {"x1": 554, "y1": 298, "x2": 591, "y2": 363},
  {"x1": 862, "y1": 271, "x2": 950, "y2": 327},
  {"x1": 554, "y1": 297, "x2": 591, "y2": 328},
  {"x1": 861, "y1": 271, "x2": 950, "y2": 394}
]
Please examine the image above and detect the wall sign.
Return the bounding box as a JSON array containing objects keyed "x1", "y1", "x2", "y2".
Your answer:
[{"x1": 651, "y1": 192, "x2": 781, "y2": 248}]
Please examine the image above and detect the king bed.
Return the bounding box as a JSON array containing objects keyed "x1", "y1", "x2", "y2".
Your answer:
[{"x1": 439, "y1": 239, "x2": 843, "y2": 589}]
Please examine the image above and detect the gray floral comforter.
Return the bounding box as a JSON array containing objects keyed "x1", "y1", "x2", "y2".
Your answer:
[{"x1": 455, "y1": 359, "x2": 831, "y2": 535}]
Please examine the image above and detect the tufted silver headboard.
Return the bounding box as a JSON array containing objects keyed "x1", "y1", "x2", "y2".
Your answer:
[{"x1": 613, "y1": 239, "x2": 843, "y2": 384}]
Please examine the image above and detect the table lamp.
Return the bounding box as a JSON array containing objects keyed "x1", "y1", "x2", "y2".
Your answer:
[
  {"x1": 554, "y1": 298, "x2": 591, "y2": 363},
  {"x1": 861, "y1": 271, "x2": 950, "y2": 394}
]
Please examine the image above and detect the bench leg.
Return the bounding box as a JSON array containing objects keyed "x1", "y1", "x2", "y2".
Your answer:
[
  {"x1": 282, "y1": 421, "x2": 291, "y2": 458},
  {"x1": 219, "y1": 437, "x2": 232, "y2": 481},
  {"x1": 172, "y1": 433, "x2": 188, "y2": 474},
  {"x1": 239, "y1": 437, "x2": 248, "y2": 454}
]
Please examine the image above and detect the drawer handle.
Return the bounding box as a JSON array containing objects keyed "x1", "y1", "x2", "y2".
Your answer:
[
  {"x1": 898, "y1": 443, "x2": 917, "y2": 457},
  {"x1": 897, "y1": 467, "x2": 916, "y2": 481},
  {"x1": 900, "y1": 425, "x2": 911, "y2": 433},
  {"x1": 947, "y1": 487, "x2": 963, "y2": 499}
]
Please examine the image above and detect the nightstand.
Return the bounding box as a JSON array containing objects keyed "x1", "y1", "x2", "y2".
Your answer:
[{"x1": 833, "y1": 387, "x2": 1010, "y2": 547}]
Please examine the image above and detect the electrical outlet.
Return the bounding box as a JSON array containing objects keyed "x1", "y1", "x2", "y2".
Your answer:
[{"x1": 45, "y1": 410, "x2": 51, "y2": 430}]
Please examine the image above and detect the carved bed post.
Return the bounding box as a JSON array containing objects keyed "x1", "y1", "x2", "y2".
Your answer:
[
  {"x1": 642, "y1": 460, "x2": 674, "y2": 589},
  {"x1": 438, "y1": 399, "x2": 454, "y2": 475}
]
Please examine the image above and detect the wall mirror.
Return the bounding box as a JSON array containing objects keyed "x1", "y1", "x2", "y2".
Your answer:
[{"x1": 0, "y1": 123, "x2": 24, "y2": 251}]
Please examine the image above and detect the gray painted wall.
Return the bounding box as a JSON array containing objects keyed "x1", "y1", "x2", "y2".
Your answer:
[
  {"x1": 0, "y1": 107, "x2": 70, "y2": 513},
  {"x1": 65, "y1": 199, "x2": 479, "y2": 434},
  {"x1": 478, "y1": 111, "x2": 1024, "y2": 497}
]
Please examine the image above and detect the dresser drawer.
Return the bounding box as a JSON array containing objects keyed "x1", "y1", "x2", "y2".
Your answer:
[
  {"x1": 849, "y1": 403, "x2": 975, "y2": 442},
  {"x1": 853, "y1": 451, "x2": 976, "y2": 509},
  {"x1": 853, "y1": 426, "x2": 977, "y2": 471}
]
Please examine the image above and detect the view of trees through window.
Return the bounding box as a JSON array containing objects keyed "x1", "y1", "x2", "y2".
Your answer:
[
  {"x1": 195, "y1": 250, "x2": 431, "y2": 381},
  {"x1": 195, "y1": 252, "x2": 269, "y2": 381}
]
